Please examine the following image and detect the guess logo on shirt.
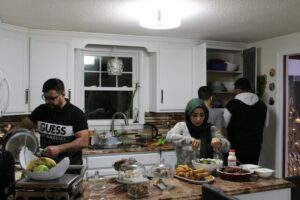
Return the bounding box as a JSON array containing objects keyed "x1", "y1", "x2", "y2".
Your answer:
[{"x1": 37, "y1": 121, "x2": 74, "y2": 142}]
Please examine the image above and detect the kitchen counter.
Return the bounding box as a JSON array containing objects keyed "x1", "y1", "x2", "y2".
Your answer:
[
  {"x1": 78, "y1": 176, "x2": 294, "y2": 200},
  {"x1": 83, "y1": 143, "x2": 174, "y2": 155}
]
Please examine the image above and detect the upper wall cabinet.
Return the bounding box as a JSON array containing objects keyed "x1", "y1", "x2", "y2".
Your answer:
[
  {"x1": 206, "y1": 45, "x2": 256, "y2": 108},
  {"x1": 0, "y1": 28, "x2": 29, "y2": 115},
  {"x1": 29, "y1": 37, "x2": 72, "y2": 111},
  {"x1": 149, "y1": 44, "x2": 205, "y2": 112}
]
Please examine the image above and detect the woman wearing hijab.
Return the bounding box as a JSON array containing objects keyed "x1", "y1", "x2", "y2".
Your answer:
[{"x1": 166, "y1": 98, "x2": 230, "y2": 167}]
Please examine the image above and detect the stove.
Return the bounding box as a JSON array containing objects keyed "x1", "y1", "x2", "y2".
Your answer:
[{"x1": 15, "y1": 165, "x2": 86, "y2": 200}]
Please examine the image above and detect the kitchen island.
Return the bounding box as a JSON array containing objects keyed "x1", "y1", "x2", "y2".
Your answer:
[{"x1": 78, "y1": 176, "x2": 293, "y2": 200}]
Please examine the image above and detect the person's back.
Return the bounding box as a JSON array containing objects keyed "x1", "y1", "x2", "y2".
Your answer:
[
  {"x1": 198, "y1": 86, "x2": 225, "y2": 133},
  {"x1": 223, "y1": 78, "x2": 268, "y2": 164},
  {"x1": 226, "y1": 98, "x2": 266, "y2": 145}
]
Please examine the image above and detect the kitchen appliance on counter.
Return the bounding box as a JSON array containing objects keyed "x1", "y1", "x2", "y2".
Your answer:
[
  {"x1": 1, "y1": 128, "x2": 39, "y2": 162},
  {"x1": 15, "y1": 165, "x2": 86, "y2": 200}
]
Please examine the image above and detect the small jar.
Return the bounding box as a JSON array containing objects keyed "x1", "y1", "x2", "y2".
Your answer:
[
  {"x1": 227, "y1": 149, "x2": 237, "y2": 166},
  {"x1": 127, "y1": 180, "x2": 150, "y2": 199}
]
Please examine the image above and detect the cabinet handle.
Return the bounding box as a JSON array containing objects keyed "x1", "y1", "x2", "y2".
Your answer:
[
  {"x1": 161, "y1": 89, "x2": 164, "y2": 104},
  {"x1": 68, "y1": 89, "x2": 71, "y2": 101},
  {"x1": 25, "y1": 89, "x2": 29, "y2": 104}
]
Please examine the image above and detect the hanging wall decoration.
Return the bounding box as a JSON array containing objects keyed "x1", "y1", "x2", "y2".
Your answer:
[
  {"x1": 268, "y1": 97, "x2": 275, "y2": 105},
  {"x1": 269, "y1": 68, "x2": 276, "y2": 77},
  {"x1": 269, "y1": 82, "x2": 275, "y2": 91}
]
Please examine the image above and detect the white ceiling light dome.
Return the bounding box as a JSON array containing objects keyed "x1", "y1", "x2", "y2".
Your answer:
[{"x1": 139, "y1": 0, "x2": 181, "y2": 30}]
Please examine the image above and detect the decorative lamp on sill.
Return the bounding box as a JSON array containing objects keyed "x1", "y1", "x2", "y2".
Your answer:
[{"x1": 107, "y1": 57, "x2": 124, "y2": 76}]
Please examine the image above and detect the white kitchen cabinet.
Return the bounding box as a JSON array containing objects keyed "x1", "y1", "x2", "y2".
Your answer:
[
  {"x1": 149, "y1": 44, "x2": 203, "y2": 112},
  {"x1": 0, "y1": 27, "x2": 29, "y2": 115},
  {"x1": 29, "y1": 37, "x2": 72, "y2": 111},
  {"x1": 82, "y1": 152, "x2": 160, "y2": 179}
]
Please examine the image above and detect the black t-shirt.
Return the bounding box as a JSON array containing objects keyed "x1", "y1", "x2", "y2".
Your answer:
[{"x1": 29, "y1": 100, "x2": 88, "y2": 164}]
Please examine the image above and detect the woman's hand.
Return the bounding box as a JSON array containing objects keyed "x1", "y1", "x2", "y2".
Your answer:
[
  {"x1": 211, "y1": 137, "x2": 221, "y2": 152},
  {"x1": 191, "y1": 138, "x2": 200, "y2": 150}
]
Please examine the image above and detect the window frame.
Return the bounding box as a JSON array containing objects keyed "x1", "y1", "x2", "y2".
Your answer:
[{"x1": 75, "y1": 47, "x2": 145, "y2": 130}]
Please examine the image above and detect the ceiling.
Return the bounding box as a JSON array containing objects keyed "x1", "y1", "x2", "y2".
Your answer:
[{"x1": 1, "y1": 0, "x2": 300, "y2": 43}]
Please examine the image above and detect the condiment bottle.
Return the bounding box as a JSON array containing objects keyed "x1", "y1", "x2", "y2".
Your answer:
[{"x1": 227, "y1": 149, "x2": 237, "y2": 166}]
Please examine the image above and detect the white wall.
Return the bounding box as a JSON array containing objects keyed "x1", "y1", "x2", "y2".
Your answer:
[{"x1": 251, "y1": 31, "x2": 300, "y2": 177}]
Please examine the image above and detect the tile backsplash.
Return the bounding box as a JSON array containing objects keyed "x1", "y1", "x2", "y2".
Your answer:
[{"x1": 0, "y1": 112, "x2": 184, "y2": 136}]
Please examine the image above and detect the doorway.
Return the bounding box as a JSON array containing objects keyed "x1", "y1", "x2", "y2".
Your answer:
[{"x1": 284, "y1": 55, "x2": 300, "y2": 177}]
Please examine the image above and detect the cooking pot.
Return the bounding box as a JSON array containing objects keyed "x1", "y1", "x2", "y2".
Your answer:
[{"x1": 1, "y1": 128, "x2": 38, "y2": 162}]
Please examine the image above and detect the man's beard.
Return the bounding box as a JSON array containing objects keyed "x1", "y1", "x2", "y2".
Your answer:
[{"x1": 47, "y1": 104, "x2": 61, "y2": 111}]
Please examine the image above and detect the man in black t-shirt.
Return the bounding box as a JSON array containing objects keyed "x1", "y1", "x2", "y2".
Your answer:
[
  {"x1": 223, "y1": 78, "x2": 269, "y2": 165},
  {"x1": 20, "y1": 78, "x2": 89, "y2": 164}
]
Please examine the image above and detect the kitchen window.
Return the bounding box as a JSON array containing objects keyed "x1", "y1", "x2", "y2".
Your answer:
[{"x1": 75, "y1": 47, "x2": 144, "y2": 129}]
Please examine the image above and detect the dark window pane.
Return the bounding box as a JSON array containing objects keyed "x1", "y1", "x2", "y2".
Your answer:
[
  {"x1": 101, "y1": 56, "x2": 114, "y2": 72},
  {"x1": 118, "y1": 74, "x2": 132, "y2": 87},
  {"x1": 84, "y1": 72, "x2": 99, "y2": 87},
  {"x1": 101, "y1": 72, "x2": 116, "y2": 87},
  {"x1": 84, "y1": 56, "x2": 100, "y2": 71},
  {"x1": 120, "y1": 57, "x2": 132, "y2": 72},
  {"x1": 85, "y1": 91, "x2": 133, "y2": 119}
]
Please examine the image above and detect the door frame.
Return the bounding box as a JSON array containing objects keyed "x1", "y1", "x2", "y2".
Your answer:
[{"x1": 276, "y1": 48, "x2": 300, "y2": 178}]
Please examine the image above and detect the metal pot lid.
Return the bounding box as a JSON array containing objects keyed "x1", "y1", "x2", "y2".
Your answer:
[{"x1": 3, "y1": 128, "x2": 38, "y2": 162}]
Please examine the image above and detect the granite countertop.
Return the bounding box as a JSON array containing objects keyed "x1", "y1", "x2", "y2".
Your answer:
[
  {"x1": 78, "y1": 177, "x2": 294, "y2": 200},
  {"x1": 83, "y1": 143, "x2": 174, "y2": 155}
]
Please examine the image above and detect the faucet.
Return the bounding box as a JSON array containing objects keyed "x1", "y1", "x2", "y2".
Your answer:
[{"x1": 111, "y1": 112, "x2": 129, "y2": 136}]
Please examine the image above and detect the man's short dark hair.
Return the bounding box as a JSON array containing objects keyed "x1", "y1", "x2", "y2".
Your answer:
[
  {"x1": 42, "y1": 78, "x2": 65, "y2": 93},
  {"x1": 198, "y1": 86, "x2": 212, "y2": 100},
  {"x1": 234, "y1": 78, "x2": 251, "y2": 92}
]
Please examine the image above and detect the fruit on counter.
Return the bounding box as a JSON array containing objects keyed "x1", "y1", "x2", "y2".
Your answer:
[
  {"x1": 150, "y1": 137, "x2": 166, "y2": 147},
  {"x1": 26, "y1": 157, "x2": 57, "y2": 172},
  {"x1": 33, "y1": 164, "x2": 49, "y2": 172}
]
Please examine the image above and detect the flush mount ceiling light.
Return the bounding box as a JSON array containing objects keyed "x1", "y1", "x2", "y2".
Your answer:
[{"x1": 139, "y1": 1, "x2": 181, "y2": 30}]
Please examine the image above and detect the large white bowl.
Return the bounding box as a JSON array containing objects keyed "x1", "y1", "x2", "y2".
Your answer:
[
  {"x1": 19, "y1": 146, "x2": 69, "y2": 180},
  {"x1": 254, "y1": 168, "x2": 274, "y2": 178},
  {"x1": 192, "y1": 158, "x2": 223, "y2": 173},
  {"x1": 225, "y1": 61, "x2": 239, "y2": 72},
  {"x1": 222, "y1": 81, "x2": 235, "y2": 92}
]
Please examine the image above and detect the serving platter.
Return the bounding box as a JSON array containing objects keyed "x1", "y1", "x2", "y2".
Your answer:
[{"x1": 174, "y1": 175, "x2": 215, "y2": 184}]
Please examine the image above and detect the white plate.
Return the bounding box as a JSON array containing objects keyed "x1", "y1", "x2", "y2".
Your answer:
[
  {"x1": 174, "y1": 175, "x2": 215, "y2": 184},
  {"x1": 239, "y1": 164, "x2": 261, "y2": 170}
]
